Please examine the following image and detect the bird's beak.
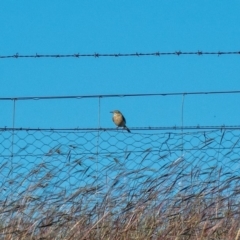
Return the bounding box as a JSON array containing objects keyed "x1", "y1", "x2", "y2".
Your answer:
[{"x1": 110, "y1": 111, "x2": 113, "y2": 113}]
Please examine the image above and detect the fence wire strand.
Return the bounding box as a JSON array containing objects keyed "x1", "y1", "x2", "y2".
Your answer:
[
  {"x1": 0, "y1": 50, "x2": 240, "y2": 59},
  {"x1": 1, "y1": 90, "x2": 240, "y2": 101},
  {"x1": 0, "y1": 128, "x2": 240, "y2": 238}
]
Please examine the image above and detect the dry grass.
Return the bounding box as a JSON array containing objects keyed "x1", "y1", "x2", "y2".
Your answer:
[{"x1": 1, "y1": 156, "x2": 240, "y2": 240}]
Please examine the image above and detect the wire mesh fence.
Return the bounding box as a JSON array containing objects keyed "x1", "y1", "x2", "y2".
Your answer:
[{"x1": 1, "y1": 127, "x2": 240, "y2": 239}]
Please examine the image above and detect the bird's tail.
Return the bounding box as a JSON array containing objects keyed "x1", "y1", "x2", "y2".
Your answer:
[{"x1": 125, "y1": 126, "x2": 131, "y2": 133}]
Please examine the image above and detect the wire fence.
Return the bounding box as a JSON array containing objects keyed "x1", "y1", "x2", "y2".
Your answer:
[
  {"x1": 0, "y1": 50, "x2": 240, "y2": 59},
  {"x1": 1, "y1": 127, "x2": 240, "y2": 238},
  {"x1": 2, "y1": 90, "x2": 240, "y2": 101}
]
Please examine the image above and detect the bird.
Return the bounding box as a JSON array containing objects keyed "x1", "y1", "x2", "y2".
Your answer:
[{"x1": 110, "y1": 110, "x2": 131, "y2": 133}]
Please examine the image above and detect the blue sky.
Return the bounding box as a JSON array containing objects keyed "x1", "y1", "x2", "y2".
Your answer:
[{"x1": 1, "y1": 1, "x2": 240, "y2": 129}]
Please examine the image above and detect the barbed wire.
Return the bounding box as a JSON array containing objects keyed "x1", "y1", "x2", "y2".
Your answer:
[
  {"x1": 1, "y1": 90, "x2": 240, "y2": 101},
  {"x1": 0, "y1": 50, "x2": 240, "y2": 59}
]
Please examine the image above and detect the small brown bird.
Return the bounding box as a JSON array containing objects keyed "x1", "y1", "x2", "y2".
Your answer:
[{"x1": 110, "y1": 110, "x2": 131, "y2": 133}]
